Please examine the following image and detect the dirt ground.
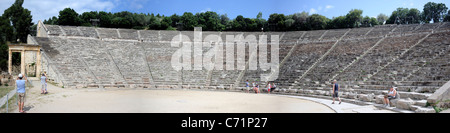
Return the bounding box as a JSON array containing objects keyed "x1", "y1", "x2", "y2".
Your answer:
[{"x1": 12, "y1": 81, "x2": 335, "y2": 113}]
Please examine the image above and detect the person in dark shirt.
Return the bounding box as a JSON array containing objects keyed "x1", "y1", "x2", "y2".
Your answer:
[{"x1": 332, "y1": 80, "x2": 341, "y2": 104}]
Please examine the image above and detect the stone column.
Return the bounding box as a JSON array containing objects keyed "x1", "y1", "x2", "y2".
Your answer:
[
  {"x1": 36, "y1": 49, "x2": 41, "y2": 76},
  {"x1": 8, "y1": 49, "x2": 12, "y2": 74},
  {"x1": 21, "y1": 50, "x2": 25, "y2": 75}
]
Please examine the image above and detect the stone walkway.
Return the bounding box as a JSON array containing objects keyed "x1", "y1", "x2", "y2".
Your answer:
[
  {"x1": 275, "y1": 95, "x2": 397, "y2": 113},
  {"x1": 9, "y1": 80, "x2": 404, "y2": 113}
]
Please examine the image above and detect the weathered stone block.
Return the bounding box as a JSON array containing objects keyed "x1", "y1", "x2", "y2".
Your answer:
[
  {"x1": 396, "y1": 98, "x2": 415, "y2": 110},
  {"x1": 375, "y1": 95, "x2": 385, "y2": 104},
  {"x1": 415, "y1": 107, "x2": 436, "y2": 113}
]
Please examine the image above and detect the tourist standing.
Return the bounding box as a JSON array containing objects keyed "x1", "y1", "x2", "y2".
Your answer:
[
  {"x1": 332, "y1": 80, "x2": 341, "y2": 104},
  {"x1": 16, "y1": 74, "x2": 27, "y2": 113},
  {"x1": 41, "y1": 73, "x2": 48, "y2": 94},
  {"x1": 245, "y1": 80, "x2": 250, "y2": 93}
]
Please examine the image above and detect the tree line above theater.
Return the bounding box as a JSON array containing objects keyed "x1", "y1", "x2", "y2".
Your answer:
[{"x1": 44, "y1": 2, "x2": 450, "y2": 31}]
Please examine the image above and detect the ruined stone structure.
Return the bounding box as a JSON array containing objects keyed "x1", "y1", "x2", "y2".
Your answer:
[
  {"x1": 7, "y1": 35, "x2": 42, "y2": 78},
  {"x1": 28, "y1": 20, "x2": 450, "y2": 112}
]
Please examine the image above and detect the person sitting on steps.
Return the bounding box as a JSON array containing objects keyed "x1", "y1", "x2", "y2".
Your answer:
[{"x1": 383, "y1": 87, "x2": 397, "y2": 107}]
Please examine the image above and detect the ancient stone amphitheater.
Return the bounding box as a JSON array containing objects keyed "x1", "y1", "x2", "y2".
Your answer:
[{"x1": 31, "y1": 21, "x2": 450, "y2": 113}]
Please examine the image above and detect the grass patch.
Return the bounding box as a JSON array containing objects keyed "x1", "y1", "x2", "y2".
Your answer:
[
  {"x1": 0, "y1": 94, "x2": 17, "y2": 113},
  {"x1": 0, "y1": 86, "x2": 15, "y2": 97},
  {"x1": 431, "y1": 99, "x2": 450, "y2": 113}
]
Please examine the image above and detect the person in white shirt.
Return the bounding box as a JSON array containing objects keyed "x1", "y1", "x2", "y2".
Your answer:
[{"x1": 383, "y1": 87, "x2": 397, "y2": 107}]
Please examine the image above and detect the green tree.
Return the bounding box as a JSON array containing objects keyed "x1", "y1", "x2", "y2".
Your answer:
[
  {"x1": 328, "y1": 16, "x2": 346, "y2": 29},
  {"x1": 43, "y1": 16, "x2": 58, "y2": 25},
  {"x1": 3, "y1": 0, "x2": 33, "y2": 43},
  {"x1": 345, "y1": 9, "x2": 363, "y2": 28},
  {"x1": 268, "y1": 13, "x2": 286, "y2": 31},
  {"x1": 148, "y1": 17, "x2": 161, "y2": 30},
  {"x1": 407, "y1": 8, "x2": 421, "y2": 24},
  {"x1": 369, "y1": 17, "x2": 379, "y2": 26},
  {"x1": 170, "y1": 14, "x2": 180, "y2": 28},
  {"x1": 445, "y1": 10, "x2": 450, "y2": 22},
  {"x1": 308, "y1": 14, "x2": 329, "y2": 30},
  {"x1": 285, "y1": 18, "x2": 295, "y2": 30},
  {"x1": 113, "y1": 11, "x2": 134, "y2": 28},
  {"x1": 422, "y1": 2, "x2": 448, "y2": 23},
  {"x1": 387, "y1": 8, "x2": 421, "y2": 24},
  {"x1": 387, "y1": 8, "x2": 409, "y2": 24},
  {"x1": 231, "y1": 15, "x2": 245, "y2": 31},
  {"x1": 361, "y1": 16, "x2": 378, "y2": 27},
  {"x1": 80, "y1": 11, "x2": 99, "y2": 26},
  {"x1": 58, "y1": 8, "x2": 82, "y2": 26},
  {"x1": 0, "y1": 16, "x2": 14, "y2": 71},
  {"x1": 291, "y1": 11, "x2": 309, "y2": 30},
  {"x1": 161, "y1": 16, "x2": 172, "y2": 30},
  {"x1": 180, "y1": 12, "x2": 197, "y2": 30},
  {"x1": 195, "y1": 11, "x2": 222, "y2": 31},
  {"x1": 98, "y1": 11, "x2": 112, "y2": 27},
  {"x1": 377, "y1": 13, "x2": 388, "y2": 25},
  {"x1": 255, "y1": 12, "x2": 265, "y2": 31}
]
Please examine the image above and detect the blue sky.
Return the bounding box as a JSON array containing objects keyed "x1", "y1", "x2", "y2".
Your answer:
[{"x1": 1, "y1": 0, "x2": 449, "y2": 23}]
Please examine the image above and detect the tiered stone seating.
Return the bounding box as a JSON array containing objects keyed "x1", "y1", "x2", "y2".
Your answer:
[
  {"x1": 106, "y1": 41, "x2": 153, "y2": 86},
  {"x1": 370, "y1": 32, "x2": 450, "y2": 82},
  {"x1": 37, "y1": 36, "x2": 96, "y2": 87},
  {"x1": 302, "y1": 38, "x2": 381, "y2": 86},
  {"x1": 281, "y1": 31, "x2": 303, "y2": 44},
  {"x1": 336, "y1": 34, "x2": 427, "y2": 82},
  {"x1": 69, "y1": 38, "x2": 124, "y2": 87},
  {"x1": 139, "y1": 30, "x2": 159, "y2": 42},
  {"x1": 78, "y1": 26, "x2": 99, "y2": 38},
  {"x1": 392, "y1": 24, "x2": 419, "y2": 36},
  {"x1": 366, "y1": 24, "x2": 396, "y2": 37},
  {"x1": 301, "y1": 30, "x2": 326, "y2": 42},
  {"x1": 181, "y1": 46, "x2": 212, "y2": 87},
  {"x1": 415, "y1": 23, "x2": 440, "y2": 33},
  {"x1": 344, "y1": 27, "x2": 371, "y2": 39},
  {"x1": 118, "y1": 29, "x2": 139, "y2": 40},
  {"x1": 141, "y1": 42, "x2": 181, "y2": 86},
  {"x1": 239, "y1": 32, "x2": 288, "y2": 87},
  {"x1": 275, "y1": 41, "x2": 335, "y2": 87},
  {"x1": 220, "y1": 32, "x2": 243, "y2": 42},
  {"x1": 97, "y1": 28, "x2": 119, "y2": 39},
  {"x1": 320, "y1": 29, "x2": 348, "y2": 41},
  {"x1": 38, "y1": 22, "x2": 450, "y2": 112},
  {"x1": 159, "y1": 30, "x2": 180, "y2": 42},
  {"x1": 45, "y1": 25, "x2": 63, "y2": 36},
  {"x1": 60, "y1": 26, "x2": 83, "y2": 36},
  {"x1": 210, "y1": 41, "x2": 242, "y2": 88},
  {"x1": 436, "y1": 22, "x2": 450, "y2": 31},
  {"x1": 408, "y1": 41, "x2": 450, "y2": 82}
]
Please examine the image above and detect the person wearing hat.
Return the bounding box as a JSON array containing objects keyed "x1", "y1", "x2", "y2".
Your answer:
[
  {"x1": 16, "y1": 74, "x2": 27, "y2": 113},
  {"x1": 332, "y1": 80, "x2": 341, "y2": 104},
  {"x1": 383, "y1": 87, "x2": 397, "y2": 107}
]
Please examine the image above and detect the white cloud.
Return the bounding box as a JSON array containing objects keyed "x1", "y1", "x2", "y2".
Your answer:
[
  {"x1": 324, "y1": 5, "x2": 334, "y2": 12},
  {"x1": 0, "y1": 0, "x2": 115, "y2": 24},
  {"x1": 325, "y1": 5, "x2": 334, "y2": 9},
  {"x1": 200, "y1": 7, "x2": 212, "y2": 13},
  {"x1": 309, "y1": 8, "x2": 317, "y2": 14}
]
